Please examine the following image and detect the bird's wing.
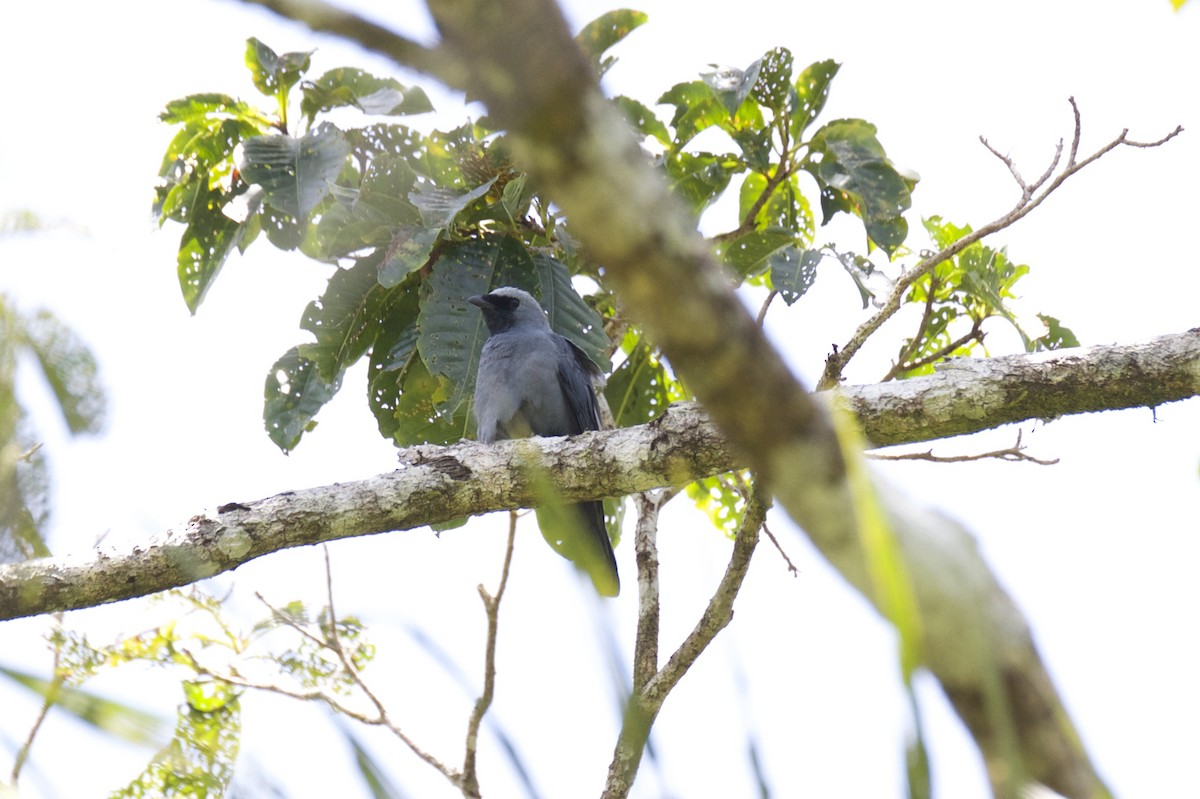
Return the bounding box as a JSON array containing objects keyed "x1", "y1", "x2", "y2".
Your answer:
[{"x1": 555, "y1": 336, "x2": 602, "y2": 434}]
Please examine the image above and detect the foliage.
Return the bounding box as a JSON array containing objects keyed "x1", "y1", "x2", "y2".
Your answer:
[{"x1": 0, "y1": 294, "x2": 106, "y2": 564}]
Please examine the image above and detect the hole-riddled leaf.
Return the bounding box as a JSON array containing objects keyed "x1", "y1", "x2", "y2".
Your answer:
[
  {"x1": 770, "y1": 247, "x2": 821, "y2": 305},
  {"x1": 244, "y1": 37, "x2": 311, "y2": 98},
  {"x1": 264, "y1": 346, "x2": 343, "y2": 453},
  {"x1": 791, "y1": 59, "x2": 840, "y2": 139},
  {"x1": 238, "y1": 123, "x2": 350, "y2": 219}
]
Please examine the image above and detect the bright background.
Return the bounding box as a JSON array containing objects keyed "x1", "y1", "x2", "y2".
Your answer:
[{"x1": 1, "y1": 1, "x2": 1198, "y2": 797}]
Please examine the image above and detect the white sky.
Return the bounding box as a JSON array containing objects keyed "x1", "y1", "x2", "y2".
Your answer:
[{"x1": 1, "y1": 1, "x2": 1198, "y2": 797}]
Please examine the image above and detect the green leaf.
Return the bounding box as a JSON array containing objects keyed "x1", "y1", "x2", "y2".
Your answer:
[
  {"x1": 409, "y1": 177, "x2": 497, "y2": 229},
  {"x1": 367, "y1": 284, "x2": 421, "y2": 443},
  {"x1": 614, "y1": 96, "x2": 671, "y2": 145},
  {"x1": 531, "y1": 253, "x2": 611, "y2": 372},
  {"x1": 657, "y1": 80, "x2": 729, "y2": 147},
  {"x1": 238, "y1": 123, "x2": 350, "y2": 219},
  {"x1": 378, "y1": 227, "x2": 440, "y2": 288},
  {"x1": 749, "y1": 47, "x2": 794, "y2": 112},
  {"x1": 922, "y1": 214, "x2": 972, "y2": 250},
  {"x1": 310, "y1": 153, "x2": 422, "y2": 262},
  {"x1": 719, "y1": 228, "x2": 794, "y2": 280},
  {"x1": 175, "y1": 186, "x2": 255, "y2": 313},
  {"x1": 1033, "y1": 314, "x2": 1079, "y2": 351},
  {"x1": 301, "y1": 67, "x2": 433, "y2": 124},
  {"x1": 575, "y1": 8, "x2": 648, "y2": 78},
  {"x1": 417, "y1": 238, "x2": 539, "y2": 421},
  {"x1": 791, "y1": 59, "x2": 840, "y2": 139},
  {"x1": 244, "y1": 37, "x2": 311, "y2": 99},
  {"x1": 264, "y1": 346, "x2": 343, "y2": 453},
  {"x1": 663, "y1": 151, "x2": 743, "y2": 215},
  {"x1": 738, "y1": 172, "x2": 815, "y2": 243},
  {"x1": 391, "y1": 354, "x2": 471, "y2": 446},
  {"x1": 297, "y1": 256, "x2": 386, "y2": 382},
  {"x1": 604, "y1": 331, "x2": 687, "y2": 427},
  {"x1": 159, "y1": 93, "x2": 263, "y2": 126},
  {"x1": 769, "y1": 247, "x2": 821, "y2": 305},
  {"x1": 805, "y1": 118, "x2": 915, "y2": 256}
]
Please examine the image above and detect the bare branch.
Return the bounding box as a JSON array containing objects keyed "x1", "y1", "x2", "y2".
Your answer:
[
  {"x1": 818, "y1": 100, "x2": 1182, "y2": 390},
  {"x1": 761, "y1": 521, "x2": 799, "y2": 576},
  {"x1": 462, "y1": 511, "x2": 519, "y2": 798},
  {"x1": 867, "y1": 430, "x2": 1059, "y2": 465},
  {"x1": 603, "y1": 484, "x2": 767, "y2": 799}
]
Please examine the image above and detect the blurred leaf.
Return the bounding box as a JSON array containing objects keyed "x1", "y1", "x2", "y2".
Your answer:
[
  {"x1": 833, "y1": 248, "x2": 878, "y2": 309},
  {"x1": 301, "y1": 67, "x2": 433, "y2": 124},
  {"x1": 336, "y1": 719, "x2": 408, "y2": 799},
  {"x1": 113, "y1": 680, "x2": 239, "y2": 798},
  {"x1": 790, "y1": 59, "x2": 840, "y2": 139},
  {"x1": 614, "y1": 96, "x2": 670, "y2": 145},
  {"x1": 769, "y1": 247, "x2": 821, "y2": 305},
  {"x1": 575, "y1": 8, "x2": 648, "y2": 78},
  {"x1": 264, "y1": 346, "x2": 343, "y2": 453},
  {"x1": 828, "y1": 398, "x2": 923, "y2": 680},
  {"x1": 238, "y1": 123, "x2": 350, "y2": 219},
  {"x1": 0, "y1": 664, "x2": 165, "y2": 746},
  {"x1": 804, "y1": 118, "x2": 915, "y2": 256},
  {"x1": 245, "y1": 37, "x2": 311, "y2": 99},
  {"x1": 22, "y1": 310, "x2": 106, "y2": 435},
  {"x1": 391, "y1": 354, "x2": 471, "y2": 446}
]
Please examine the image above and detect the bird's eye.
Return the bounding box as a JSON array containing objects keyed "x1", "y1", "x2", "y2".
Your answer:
[{"x1": 499, "y1": 297, "x2": 519, "y2": 310}]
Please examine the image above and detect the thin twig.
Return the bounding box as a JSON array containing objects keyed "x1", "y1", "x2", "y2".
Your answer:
[
  {"x1": 867, "y1": 430, "x2": 1059, "y2": 465},
  {"x1": 761, "y1": 521, "x2": 799, "y2": 576},
  {"x1": 10, "y1": 613, "x2": 65, "y2": 784},
  {"x1": 755, "y1": 290, "x2": 778, "y2": 327},
  {"x1": 254, "y1": 584, "x2": 464, "y2": 787},
  {"x1": 461, "y1": 510, "x2": 519, "y2": 798},
  {"x1": 881, "y1": 318, "x2": 986, "y2": 383}
]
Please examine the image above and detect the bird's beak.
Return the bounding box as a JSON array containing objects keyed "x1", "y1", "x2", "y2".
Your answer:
[{"x1": 468, "y1": 295, "x2": 491, "y2": 310}]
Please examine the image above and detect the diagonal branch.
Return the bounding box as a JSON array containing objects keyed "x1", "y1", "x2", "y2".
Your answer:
[{"x1": 817, "y1": 98, "x2": 1182, "y2": 390}]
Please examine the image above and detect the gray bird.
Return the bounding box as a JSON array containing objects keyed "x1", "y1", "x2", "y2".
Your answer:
[{"x1": 469, "y1": 287, "x2": 619, "y2": 597}]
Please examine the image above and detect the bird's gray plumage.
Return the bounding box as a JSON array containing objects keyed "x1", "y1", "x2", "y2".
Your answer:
[{"x1": 469, "y1": 287, "x2": 618, "y2": 596}]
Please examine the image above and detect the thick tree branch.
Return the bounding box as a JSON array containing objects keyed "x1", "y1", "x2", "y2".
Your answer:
[{"x1": 4, "y1": 331, "x2": 1195, "y2": 623}]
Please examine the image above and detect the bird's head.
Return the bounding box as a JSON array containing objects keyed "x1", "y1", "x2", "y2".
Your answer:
[{"x1": 468, "y1": 287, "x2": 551, "y2": 335}]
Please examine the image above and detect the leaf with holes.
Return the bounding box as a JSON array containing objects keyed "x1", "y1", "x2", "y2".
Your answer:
[
  {"x1": 770, "y1": 247, "x2": 821, "y2": 305},
  {"x1": 791, "y1": 59, "x2": 840, "y2": 139},
  {"x1": 238, "y1": 123, "x2": 350, "y2": 219},
  {"x1": 750, "y1": 47, "x2": 794, "y2": 112},
  {"x1": 245, "y1": 38, "x2": 311, "y2": 99},
  {"x1": 263, "y1": 346, "x2": 343, "y2": 452}
]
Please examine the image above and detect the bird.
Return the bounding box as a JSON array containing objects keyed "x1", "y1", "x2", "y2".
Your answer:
[{"x1": 469, "y1": 287, "x2": 619, "y2": 597}]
